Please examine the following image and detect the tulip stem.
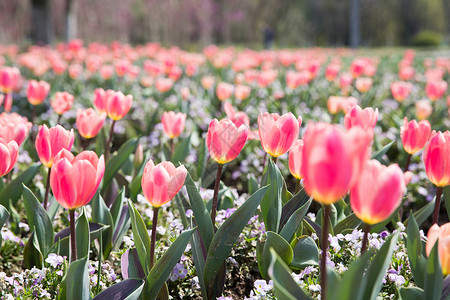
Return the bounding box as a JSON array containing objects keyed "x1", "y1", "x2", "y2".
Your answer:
[
  {"x1": 69, "y1": 209, "x2": 77, "y2": 263},
  {"x1": 43, "y1": 167, "x2": 51, "y2": 210},
  {"x1": 149, "y1": 206, "x2": 160, "y2": 269},
  {"x1": 320, "y1": 204, "x2": 331, "y2": 300},
  {"x1": 361, "y1": 223, "x2": 371, "y2": 254},
  {"x1": 105, "y1": 120, "x2": 116, "y2": 161},
  {"x1": 272, "y1": 156, "x2": 277, "y2": 164},
  {"x1": 211, "y1": 163, "x2": 223, "y2": 227},
  {"x1": 404, "y1": 154, "x2": 412, "y2": 172},
  {"x1": 432, "y1": 187, "x2": 443, "y2": 224},
  {"x1": 295, "y1": 179, "x2": 301, "y2": 194},
  {"x1": 170, "y1": 138, "x2": 175, "y2": 159},
  {"x1": 31, "y1": 105, "x2": 37, "y2": 125},
  {"x1": 56, "y1": 114, "x2": 62, "y2": 125}
]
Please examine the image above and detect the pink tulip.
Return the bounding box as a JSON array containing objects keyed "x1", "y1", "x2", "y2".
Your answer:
[
  {"x1": 155, "y1": 77, "x2": 174, "y2": 93},
  {"x1": 201, "y1": 76, "x2": 215, "y2": 90},
  {"x1": 224, "y1": 102, "x2": 250, "y2": 128},
  {"x1": 93, "y1": 88, "x2": 109, "y2": 114},
  {"x1": 426, "y1": 80, "x2": 447, "y2": 102},
  {"x1": 27, "y1": 80, "x2": 50, "y2": 105},
  {"x1": 423, "y1": 131, "x2": 450, "y2": 187},
  {"x1": 51, "y1": 91, "x2": 74, "y2": 115},
  {"x1": 0, "y1": 112, "x2": 32, "y2": 146},
  {"x1": 355, "y1": 77, "x2": 373, "y2": 93},
  {"x1": 0, "y1": 138, "x2": 19, "y2": 177},
  {"x1": 399, "y1": 66, "x2": 415, "y2": 81},
  {"x1": 258, "y1": 112, "x2": 301, "y2": 158},
  {"x1": 0, "y1": 67, "x2": 20, "y2": 94},
  {"x1": 161, "y1": 111, "x2": 186, "y2": 139},
  {"x1": 350, "y1": 160, "x2": 406, "y2": 224},
  {"x1": 76, "y1": 108, "x2": 106, "y2": 139},
  {"x1": 301, "y1": 123, "x2": 372, "y2": 204},
  {"x1": 401, "y1": 118, "x2": 431, "y2": 155},
  {"x1": 289, "y1": 139, "x2": 304, "y2": 180},
  {"x1": 141, "y1": 160, "x2": 187, "y2": 207},
  {"x1": 234, "y1": 85, "x2": 251, "y2": 101},
  {"x1": 415, "y1": 99, "x2": 433, "y2": 120},
  {"x1": 206, "y1": 118, "x2": 248, "y2": 164},
  {"x1": 325, "y1": 63, "x2": 340, "y2": 81},
  {"x1": 105, "y1": 90, "x2": 133, "y2": 121},
  {"x1": 216, "y1": 82, "x2": 234, "y2": 101},
  {"x1": 426, "y1": 223, "x2": 450, "y2": 275},
  {"x1": 35, "y1": 124, "x2": 75, "y2": 168},
  {"x1": 391, "y1": 81, "x2": 412, "y2": 102},
  {"x1": 344, "y1": 105, "x2": 378, "y2": 130},
  {"x1": 50, "y1": 149, "x2": 105, "y2": 209}
]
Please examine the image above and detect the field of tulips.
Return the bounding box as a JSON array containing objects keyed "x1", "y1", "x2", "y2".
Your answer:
[{"x1": 0, "y1": 40, "x2": 449, "y2": 300}]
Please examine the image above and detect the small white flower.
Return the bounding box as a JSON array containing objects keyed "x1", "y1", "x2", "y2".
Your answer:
[{"x1": 308, "y1": 284, "x2": 321, "y2": 292}]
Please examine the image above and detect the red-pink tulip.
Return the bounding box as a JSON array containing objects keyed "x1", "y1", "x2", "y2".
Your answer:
[
  {"x1": 201, "y1": 76, "x2": 215, "y2": 90},
  {"x1": 50, "y1": 149, "x2": 105, "y2": 209},
  {"x1": 426, "y1": 223, "x2": 450, "y2": 275},
  {"x1": 0, "y1": 138, "x2": 19, "y2": 177},
  {"x1": 325, "y1": 63, "x2": 340, "y2": 81},
  {"x1": 0, "y1": 112, "x2": 32, "y2": 146},
  {"x1": 101, "y1": 90, "x2": 133, "y2": 121},
  {"x1": 301, "y1": 123, "x2": 372, "y2": 204},
  {"x1": 350, "y1": 160, "x2": 406, "y2": 224},
  {"x1": 423, "y1": 131, "x2": 450, "y2": 187},
  {"x1": 258, "y1": 112, "x2": 301, "y2": 157},
  {"x1": 355, "y1": 77, "x2": 373, "y2": 93},
  {"x1": 344, "y1": 105, "x2": 378, "y2": 130},
  {"x1": 426, "y1": 80, "x2": 447, "y2": 102},
  {"x1": 415, "y1": 99, "x2": 432, "y2": 120},
  {"x1": 51, "y1": 91, "x2": 74, "y2": 115},
  {"x1": 155, "y1": 77, "x2": 174, "y2": 93},
  {"x1": 234, "y1": 85, "x2": 251, "y2": 101},
  {"x1": 391, "y1": 81, "x2": 412, "y2": 102},
  {"x1": 93, "y1": 88, "x2": 109, "y2": 114},
  {"x1": 224, "y1": 102, "x2": 250, "y2": 128},
  {"x1": 161, "y1": 111, "x2": 186, "y2": 139},
  {"x1": 141, "y1": 160, "x2": 187, "y2": 207},
  {"x1": 206, "y1": 118, "x2": 248, "y2": 164},
  {"x1": 289, "y1": 139, "x2": 304, "y2": 180},
  {"x1": 216, "y1": 82, "x2": 234, "y2": 101},
  {"x1": 27, "y1": 80, "x2": 50, "y2": 105},
  {"x1": 35, "y1": 124, "x2": 75, "y2": 168},
  {"x1": 401, "y1": 118, "x2": 431, "y2": 155},
  {"x1": 0, "y1": 67, "x2": 20, "y2": 94},
  {"x1": 76, "y1": 108, "x2": 106, "y2": 139}
]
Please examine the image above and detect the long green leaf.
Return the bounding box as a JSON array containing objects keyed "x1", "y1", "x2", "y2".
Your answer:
[
  {"x1": 280, "y1": 188, "x2": 310, "y2": 229},
  {"x1": 203, "y1": 186, "x2": 268, "y2": 294},
  {"x1": 91, "y1": 192, "x2": 114, "y2": 259},
  {"x1": 0, "y1": 163, "x2": 40, "y2": 207},
  {"x1": 0, "y1": 204, "x2": 9, "y2": 247},
  {"x1": 335, "y1": 251, "x2": 373, "y2": 300},
  {"x1": 257, "y1": 231, "x2": 293, "y2": 279},
  {"x1": 371, "y1": 140, "x2": 394, "y2": 161},
  {"x1": 334, "y1": 213, "x2": 361, "y2": 235},
  {"x1": 279, "y1": 198, "x2": 312, "y2": 242},
  {"x1": 94, "y1": 279, "x2": 144, "y2": 300},
  {"x1": 423, "y1": 242, "x2": 443, "y2": 300},
  {"x1": 444, "y1": 186, "x2": 450, "y2": 220},
  {"x1": 171, "y1": 134, "x2": 191, "y2": 164},
  {"x1": 144, "y1": 228, "x2": 195, "y2": 300},
  {"x1": 290, "y1": 236, "x2": 319, "y2": 270},
  {"x1": 404, "y1": 198, "x2": 435, "y2": 228},
  {"x1": 398, "y1": 287, "x2": 423, "y2": 300},
  {"x1": 406, "y1": 213, "x2": 426, "y2": 288},
  {"x1": 22, "y1": 185, "x2": 54, "y2": 258},
  {"x1": 260, "y1": 160, "x2": 283, "y2": 233},
  {"x1": 76, "y1": 207, "x2": 90, "y2": 260},
  {"x1": 66, "y1": 256, "x2": 90, "y2": 300},
  {"x1": 268, "y1": 249, "x2": 312, "y2": 300},
  {"x1": 23, "y1": 230, "x2": 43, "y2": 269},
  {"x1": 128, "y1": 200, "x2": 152, "y2": 275}
]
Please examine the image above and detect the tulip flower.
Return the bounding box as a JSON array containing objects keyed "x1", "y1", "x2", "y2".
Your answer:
[
  {"x1": 50, "y1": 149, "x2": 105, "y2": 262},
  {"x1": 216, "y1": 82, "x2": 234, "y2": 101},
  {"x1": 76, "y1": 108, "x2": 106, "y2": 140},
  {"x1": 258, "y1": 112, "x2": 301, "y2": 160},
  {"x1": 141, "y1": 159, "x2": 187, "y2": 267},
  {"x1": 206, "y1": 118, "x2": 248, "y2": 225},
  {"x1": 423, "y1": 131, "x2": 450, "y2": 224},
  {"x1": 201, "y1": 75, "x2": 215, "y2": 90},
  {"x1": 288, "y1": 139, "x2": 304, "y2": 194},
  {"x1": 339, "y1": 72, "x2": 353, "y2": 95},
  {"x1": 27, "y1": 80, "x2": 50, "y2": 105},
  {"x1": 350, "y1": 160, "x2": 406, "y2": 252},
  {"x1": 355, "y1": 77, "x2": 373, "y2": 93},
  {"x1": 234, "y1": 85, "x2": 251, "y2": 101},
  {"x1": 0, "y1": 138, "x2": 19, "y2": 177},
  {"x1": 426, "y1": 223, "x2": 450, "y2": 275},
  {"x1": 93, "y1": 88, "x2": 109, "y2": 114},
  {"x1": 401, "y1": 117, "x2": 431, "y2": 172},
  {"x1": 155, "y1": 77, "x2": 174, "y2": 93},
  {"x1": 35, "y1": 124, "x2": 75, "y2": 210},
  {"x1": 0, "y1": 112, "x2": 32, "y2": 146},
  {"x1": 161, "y1": 111, "x2": 186, "y2": 139},
  {"x1": 51, "y1": 92, "x2": 74, "y2": 123},
  {"x1": 344, "y1": 105, "x2": 378, "y2": 130},
  {"x1": 415, "y1": 99, "x2": 432, "y2": 120},
  {"x1": 325, "y1": 63, "x2": 340, "y2": 81},
  {"x1": 391, "y1": 81, "x2": 411, "y2": 102},
  {"x1": 0, "y1": 67, "x2": 20, "y2": 112},
  {"x1": 426, "y1": 80, "x2": 447, "y2": 102}
]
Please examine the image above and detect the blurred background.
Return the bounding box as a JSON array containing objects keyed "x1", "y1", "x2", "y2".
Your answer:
[{"x1": 1, "y1": 0, "x2": 450, "y2": 48}]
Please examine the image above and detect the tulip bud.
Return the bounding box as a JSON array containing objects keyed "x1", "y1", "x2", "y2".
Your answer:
[
  {"x1": 35, "y1": 124, "x2": 75, "y2": 168},
  {"x1": 401, "y1": 118, "x2": 431, "y2": 155},
  {"x1": 161, "y1": 111, "x2": 186, "y2": 139},
  {"x1": 76, "y1": 108, "x2": 106, "y2": 139},
  {"x1": 423, "y1": 131, "x2": 450, "y2": 187},
  {"x1": 0, "y1": 138, "x2": 19, "y2": 177},
  {"x1": 27, "y1": 80, "x2": 50, "y2": 105}
]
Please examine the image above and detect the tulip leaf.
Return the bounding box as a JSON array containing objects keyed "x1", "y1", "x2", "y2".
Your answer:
[
  {"x1": 404, "y1": 198, "x2": 435, "y2": 228},
  {"x1": 129, "y1": 174, "x2": 142, "y2": 201},
  {"x1": 280, "y1": 188, "x2": 310, "y2": 230},
  {"x1": 121, "y1": 248, "x2": 146, "y2": 280},
  {"x1": 280, "y1": 198, "x2": 312, "y2": 242},
  {"x1": 334, "y1": 213, "x2": 362, "y2": 235},
  {"x1": 327, "y1": 268, "x2": 342, "y2": 296},
  {"x1": 444, "y1": 186, "x2": 450, "y2": 220},
  {"x1": 91, "y1": 192, "x2": 114, "y2": 259},
  {"x1": 406, "y1": 213, "x2": 426, "y2": 288},
  {"x1": 185, "y1": 171, "x2": 214, "y2": 251},
  {"x1": 102, "y1": 138, "x2": 139, "y2": 193},
  {"x1": 23, "y1": 230, "x2": 43, "y2": 269},
  {"x1": 257, "y1": 231, "x2": 293, "y2": 279},
  {"x1": 190, "y1": 229, "x2": 208, "y2": 299},
  {"x1": 22, "y1": 185, "x2": 54, "y2": 259},
  {"x1": 248, "y1": 174, "x2": 259, "y2": 196},
  {"x1": 94, "y1": 279, "x2": 144, "y2": 300},
  {"x1": 261, "y1": 160, "x2": 283, "y2": 233},
  {"x1": 398, "y1": 287, "x2": 423, "y2": 300},
  {"x1": 128, "y1": 200, "x2": 152, "y2": 275},
  {"x1": 112, "y1": 205, "x2": 131, "y2": 252},
  {"x1": 203, "y1": 186, "x2": 268, "y2": 294},
  {"x1": 196, "y1": 140, "x2": 208, "y2": 182},
  {"x1": 268, "y1": 248, "x2": 312, "y2": 300},
  {"x1": 47, "y1": 197, "x2": 61, "y2": 221},
  {"x1": 371, "y1": 140, "x2": 394, "y2": 162},
  {"x1": 0, "y1": 163, "x2": 40, "y2": 207},
  {"x1": 362, "y1": 231, "x2": 399, "y2": 300},
  {"x1": 290, "y1": 236, "x2": 319, "y2": 270},
  {"x1": 0, "y1": 204, "x2": 9, "y2": 247},
  {"x1": 75, "y1": 207, "x2": 90, "y2": 260},
  {"x1": 171, "y1": 134, "x2": 191, "y2": 164},
  {"x1": 441, "y1": 276, "x2": 450, "y2": 300},
  {"x1": 66, "y1": 256, "x2": 90, "y2": 300},
  {"x1": 423, "y1": 242, "x2": 443, "y2": 300},
  {"x1": 144, "y1": 228, "x2": 195, "y2": 300}
]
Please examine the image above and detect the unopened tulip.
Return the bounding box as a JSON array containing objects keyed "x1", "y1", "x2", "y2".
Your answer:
[
  {"x1": 216, "y1": 82, "x2": 234, "y2": 101},
  {"x1": 161, "y1": 111, "x2": 186, "y2": 139},
  {"x1": 301, "y1": 123, "x2": 372, "y2": 204},
  {"x1": 401, "y1": 118, "x2": 431, "y2": 155},
  {"x1": 141, "y1": 160, "x2": 187, "y2": 207},
  {"x1": 339, "y1": 73, "x2": 353, "y2": 94},
  {"x1": 258, "y1": 112, "x2": 301, "y2": 158},
  {"x1": 325, "y1": 63, "x2": 340, "y2": 81},
  {"x1": 426, "y1": 223, "x2": 450, "y2": 275},
  {"x1": 426, "y1": 80, "x2": 447, "y2": 101},
  {"x1": 206, "y1": 118, "x2": 248, "y2": 164},
  {"x1": 350, "y1": 160, "x2": 406, "y2": 224},
  {"x1": 27, "y1": 80, "x2": 50, "y2": 105},
  {"x1": 0, "y1": 112, "x2": 32, "y2": 146},
  {"x1": 76, "y1": 108, "x2": 106, "y2": 139},
  {"x1": 201, "y1": 76, "x2": 215, "y2": 90},
  {"x1": 391, "y1": 81, "x2": 412, "y2": 102},
  {"x1": 35, "y1": 124, "x2": 75, "y2": 168},
  {"x1": 105, "y1": 91, "x2": 133, "y2": 121},
  {"x1": 289, "y1": 139, "x2": 304, "y2": 180},
  {"x1": 93, "y1": 88, "x2": 109, "y2": 114},
  {"x1": 423, "y1": 131, "x2": 450, "y2": 187},
  {"x1": 355, "y1": 77, "x2": 373, "y2": 93},
  {"x1": 50, "y1": 149, "x2": 105, "y2": 210},
  {"x1": 415, "y1": 99, "x2": 433, "y2": 120},
  {"x1": 51, "y1": 91, "x2": 74, "y2": 115},
  {"x1": 344, "y1": 105, "x2": 378, "y2": 130},
  {"x1": 234, "y1": 85, "x2": 251, "y2": 101},
  {"x1": 0, "y1": 138, "x2": 19, "y2": 177},
  {"x1": 0, "y1": 67, "x2": 20, "y2": 94},
  {"x1": 155, "y1": 77, "x2": 174, "y2": 93},
  {"x1": 224, "y1": 102, "x2": 250, "y2": 128},
  {"x1": 399, "y1": 66, "x2": 415, "y2": 81}
]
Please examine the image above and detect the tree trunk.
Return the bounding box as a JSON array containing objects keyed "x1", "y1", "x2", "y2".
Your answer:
[
  {"x1": 349, "y1": 0, "x2": 360, "y2": 48},
  {"x1": 65, "y1": 0, "x2": 77, "y2": 42},
  {"x1": 31, "y1": 0, "x2": 53, "y2": 45}
]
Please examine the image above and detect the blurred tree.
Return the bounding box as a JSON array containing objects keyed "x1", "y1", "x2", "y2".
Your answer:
[
  {"x1": 65, "y1": 0, "x2": 77, "y2": 42},
  {"x1": 349, "y1": 0, "x2": 360, "y2": 48},
  {"x1": 31, "y1": 0, "x2": 53, "y2": 44}
]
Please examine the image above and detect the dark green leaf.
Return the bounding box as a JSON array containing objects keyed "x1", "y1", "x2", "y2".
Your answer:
[
  {"x1": 94, "y1": 279, "x2": 144, "y2": 300},
  {"x1": 0, "y1": 204, "x2": 9, "y2": 247},
  {"x1": 0, "y1": 163, "x2": 40, "y2": 207},
  {"x1": 66, "y1": 256, "x2": 90, "y2": 300},
  {"x1": 171, "y1": 135, "x2": 191, "y2": 164},
  {"x1": 257, "y1": 231, "x2": 293, "y2": 279},
  {"x1": 335, "y1": 251, "x2": 373, "y2": 300},
  {"x1": 121, "y1": 248, "x2": 146, "y2": 280},
  {"x1": 423, "y1": 242, "x2": 443, "y2": 300},
  {"x1": 279, "y1": 198, "x2": 312, "y2": 242},
  {"x1": 280, "y1": 188, "x2": 310, "y2": 230},
  {"x1": 371, "y1": 140, "x2": 394, "y2": 161},
  {"x1": 444, "y1": 186, "x2": 450, "y2": 220},
  {"x1": 334, "y1": 213, "x2": 362, "y2": 235},
  {"x1": 398, "y1": 287, "x2": 423, "y2": 300},
  {"x1": 128, "y1": 200, "x2": 152, "y2": 275},
  {"x1": 290, "y1": 236, "x2": 319, "y2": 270},
  {"x1": 260, "y1": 160, "x2": 283, "y2": 233},
  {"x1": 404, "y1": 198, "x2": 435, "y2": 228},
  {"x1": 91, "y1": 192, "x2": 114, "y2": 259},
  {"x1": 406, "y1": 213, "x2": 426, "y2": 288},
  {"x1": 76, "y1": 207, "x2": 90, "y2": 259},
  {"x1": 23, "y1": 230, "x2": 43, "y2": 269}
]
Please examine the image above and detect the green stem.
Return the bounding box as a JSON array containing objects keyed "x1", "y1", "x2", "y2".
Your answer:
[
  {"x1": 295, "y1": 178, "x2": 301, "y2": 194},
  {"x1": 432, "y1": 187, "x2": 443, "y2": 224},
  {"x1": 69, "y1": 209, "x2": 77, "y2": 263},
  {"x1": 43, "y1": 167, "x2": 51, "y2": 210},
  {"x1": 320, "y1": 204, "x2": 331, "y2": 300},
  {"x1": 210, "y1": 163, "x2": 223, "y2": 227},
  {"x1": 149, "y1": 206, "x2": 160, "y2": 269}
]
